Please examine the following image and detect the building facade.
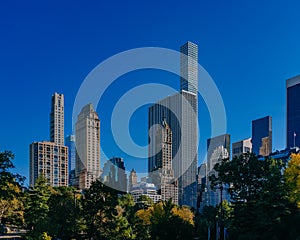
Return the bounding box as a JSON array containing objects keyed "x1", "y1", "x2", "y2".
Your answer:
[
  {"x1": 75, "y1": 103, "x2": 101, "y2": 189},
  {"x1": 232, "y1": 138, "x2": 252, "y2": 159},
  {"x1": 65, "y1": 135, "x2": 76, "y2": 186},
  {"x1": 252, "y1": 116, "x2": 272, "y2": 156},
  {"x1": 30, "y1": 142, "x2": 68, "y2": 186},
  {"x1": 287, "y1": 75, "x2": 300, "y2": 149},
  {"x1": 30, "y1": 93, "x2": 68, "y2": 187},
  {"x1": 129, "y1": 169, "x2": 138, "y2": 192},
  {"x1": 50, "y1": 93, "x2": 64, "y2": 146},
  {"x1": 130, "y1": 182, "x2": 162, "y2": 204},
  {"x1": 206, "y1": 134, "x2": 231, "y2": 207},
  {"x1": 148, "y1": 42, "x2": 198, "y2": 208},
  {"x1": 102, "y1": 157, "x2": 127, "y2": 193},
  {"x1": 150, "y1": 119, "x2": 178, "y2": 204}
]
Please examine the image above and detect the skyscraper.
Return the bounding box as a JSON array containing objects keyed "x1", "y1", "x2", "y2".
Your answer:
[
  {"x1": 206, "y1": 134, "x2": 230, "y2": 207},
  {"x1": 180, "y1": 41, "x2": 198, "y2": 95},
  {"x1": 75, "y1": 103, "x2": 101, "y2": 189},
  {"x1": 65, "y1": 135, "x2": 76, "y2": 186},
  {"x1": 286, "y1": 75, "x2": 300, "y2": 149},
  {"x1": 150, "y1": 119, "x2": 178, "y2": 204},
  {"x1": 252, "y1": 116, "x2": 272, "y2": 156},
  {"x1": 50, "y1": 93, "x2": 64, "y2": 146},
  {"x1": 232, "y1": 138, "x2": 252, "y2": 159},
  {"x1": 148, "y1": 41, "x2": 198, "y2": 208},
  {"x1": 102, "y1": 157, "x2": 127, "y2": 193},
  {"x1": 30, "y1": 93, "x2": 68, "y2": 187},
  {"x1": 207, "y1": 134, "x2": 230, "y2": 172}
]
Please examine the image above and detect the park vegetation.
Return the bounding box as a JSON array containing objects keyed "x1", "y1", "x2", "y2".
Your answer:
[{"x1": 0, "y1": 150, "x2": 300, "y2": 239}]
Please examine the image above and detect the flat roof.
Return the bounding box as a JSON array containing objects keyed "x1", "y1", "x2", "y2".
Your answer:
[{"x1": 286, "y1": 75, "x2": 300, "y2": 88}]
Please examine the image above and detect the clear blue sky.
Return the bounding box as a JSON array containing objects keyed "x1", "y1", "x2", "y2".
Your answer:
[{"x1": 1, "y1": 0, "x2": 300, "y2": 185}]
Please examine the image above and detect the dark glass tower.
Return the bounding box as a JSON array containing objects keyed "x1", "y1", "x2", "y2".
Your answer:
[
  {"x1": 252, "y1": 116, "x2": 272, "y2": 156},
  {"x1": 287, "y1": 75, "x2": 300, "y2": 149},
  {"x1": 148, "y1": 41, "x2": 198, "y2": 208}
]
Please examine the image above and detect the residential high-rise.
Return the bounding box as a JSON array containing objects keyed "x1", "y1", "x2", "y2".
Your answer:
[
  {"x1": 30, "y1": 141, "x2": 68, "y2": 186},
  {"x1": 206, "y1": 134, "x2": 230, "y2": 207},
  {"x1": 252, "y1": 116, "x2": 272, "y2": 156},
  {"x1": 65, "y1": 135, "x2": 76, "y2": 186},
  {"x1": 129, "y1": 169, "x2": 138, "y2": 192},
  {"x1": 50, "y1": 93, "x2": 64, "y2": 146},
  {"x1": 75, "y1": 103, "x2": 101, "y2": 189},
  {"x1": 102, "y1": 157, "x2": 127, "y2": 193},
  {"x1": 286, "y1": 75, "x2": 300, "y2": 149},
  {"x1": 30, "y1": 93, "x2": 68, "y2": 187},
  {"x1": 180, "y1": 41, "x2": 198, "y2": 95},
  {"x1": 232, "y1": 138, "x2": 252, "y2": 159},
  {"x1": 148, "y1": 41, "x2": 198, "y2": 208}
]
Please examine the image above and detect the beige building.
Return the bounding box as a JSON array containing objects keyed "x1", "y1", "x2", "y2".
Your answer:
[
  {"x1": 151, "y1": 119, "x2": 178, "y2": 204},
  {"x1": 232, "y1": 138, "x2": 252, "y2": 159},
  {"x1": 30, "y1": 141, "x2": 68, "y2": 186},
  {"x1": 50, "y1": 93, "x2": 64, "y2": 146},
  {"x1": 30, "y1": 93, "x2": 68, "y2": 187},
  {"x1": 75, "y1": 103, "x2": 101, "y2": 189}
]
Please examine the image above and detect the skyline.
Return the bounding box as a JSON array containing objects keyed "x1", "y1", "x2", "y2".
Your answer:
[{"x1": 1, "y1": 1, "x2": 300, "y2": 184}]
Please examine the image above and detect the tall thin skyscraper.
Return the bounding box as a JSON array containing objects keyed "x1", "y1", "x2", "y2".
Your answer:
[
  {"x1": 148, "y1": 41, "x2": 198, "y2": 208},
  {"x1": 75, "y1": 103, "x2": 101, "y2": 189},
  {"x1": 30, "y1": 93, "x2": 68, "y2": 187},
  {"x1": 286, "y1": 75, "x2": 300, "y2": 149},
  {"x1": 252, "y1": 116, "x2": 272, "y2": 156},
  {"x1": 180, "y1": 41, "x2": 198, "y2": 95},
  {"x1": 50, "y1": 93, "x2": 64, "y2": 146}
]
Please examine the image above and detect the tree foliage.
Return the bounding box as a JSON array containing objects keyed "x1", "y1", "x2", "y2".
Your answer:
[
  {"x1": 209, "y1": 153, "x2": 299, "y2": 239},
  {"x1": 0, "y1": 151, "x2": 25, "y2": 226},
  {"x1": 284, "y1": 153, "x2": 300, "y2": 208}
]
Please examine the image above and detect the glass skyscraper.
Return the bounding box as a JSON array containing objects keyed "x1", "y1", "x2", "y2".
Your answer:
[
  {"x1": 205, "y1": 134, "x2": 231, "y2": 207},
  {"x1": 252, "y1": 116, "x2": 272, "y2": 156},
  {"x1": 148, "y1": 42, "x2": 198, "y2": 208},
  {"x1": 287, "y1": 75, "x2": 300, "y2": 149}
]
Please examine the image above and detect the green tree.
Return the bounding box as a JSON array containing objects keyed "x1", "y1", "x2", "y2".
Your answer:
[
  {"x1": 284, "y1": 153, "x2": 300, "y2": 208},
  {"x1": 47, "y1": 186, "x2": 83, "y2": 240},
  {"x1": 25, "y1": 177, "x2": 52, "y2": 239},
  {"x1": 150, "y1": 200, "x2": 194, "y2": 240},
  {"x1": 210, "y1": 153, "x2": 295, "y2": 239},
  {"x1": 81, "y1": 180, "x2": 119, "y2": 240},
  {"x1": 0, "y1": 151, "x2": 25, "y2": 226}
]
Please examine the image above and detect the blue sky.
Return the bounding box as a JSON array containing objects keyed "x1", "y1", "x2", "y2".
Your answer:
[{"x1": 1, "y1": 0, "x2": 300, "y2": 185}]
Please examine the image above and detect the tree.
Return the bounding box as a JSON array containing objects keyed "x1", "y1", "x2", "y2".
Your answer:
[
  {"x1": 284, "y1": 153, "x2": 300, "y2": 208},
  {"x1": 150, "y1": 200, "x2": 194, "y2": 240},
  {"x1": 47, "y1": 186, "x2": 83, "y2": 240},
  {"x1": 0, "y1": 151, "x2": 25, "y2": 226},
  {"x1": 210, "y1": 153, "x2": 294, "y2": 239},
  {"x1": 25, "y1": 177, "x2": 53, "y2": 239},
  {"x1": 81, "y1": 179, "x2": 119, "y2": 239}
]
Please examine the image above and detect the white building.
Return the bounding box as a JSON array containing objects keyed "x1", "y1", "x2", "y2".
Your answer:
[
  {"x1": 75, "y1": 103, "x2": 101, "y2": 189},
  {"x1": 131, "y1": 182, "x2": 161, "y2": 203}
]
